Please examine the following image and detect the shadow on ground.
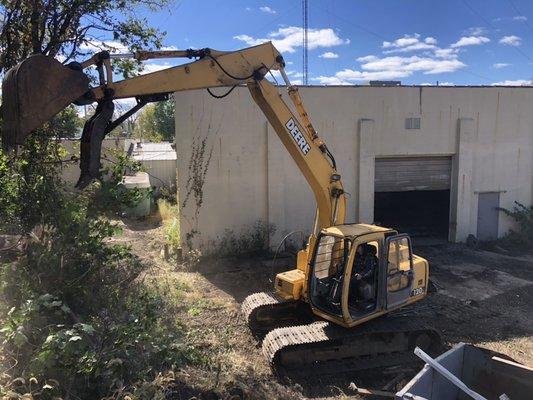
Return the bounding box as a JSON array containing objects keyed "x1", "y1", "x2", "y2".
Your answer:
[{"x1": 190, "y1": 243, "x2": 533, "y2": 398}]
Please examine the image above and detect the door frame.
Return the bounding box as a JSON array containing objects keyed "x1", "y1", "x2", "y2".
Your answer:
[
  {"x1": 476, "y1": 191, "x2": 501, "y2": 241},
  {"x1": 383, "y1": 233, "x2": 414, "y2": 309}
]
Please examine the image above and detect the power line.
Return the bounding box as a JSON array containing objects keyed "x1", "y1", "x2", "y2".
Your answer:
[
  {"x1": 462, "y1": 0, "x2": 533, "y2": 62},
  {"x1": 461, "y1": 0, "x2": 496, "y2": 29},
  {"x1": 316, "y1": 2, "x2": 493, "y2": 83},
  {"x1": 314, "y1": 3, "x2": 389, "y2": 41},
  {"x1": 507, "y1": 0, "x2": 533, "y2": 34}
]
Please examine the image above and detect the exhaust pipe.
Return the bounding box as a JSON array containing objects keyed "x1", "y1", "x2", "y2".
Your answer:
[{"x1": 1, "y1": 54, "x2": 90, "y2": 149}]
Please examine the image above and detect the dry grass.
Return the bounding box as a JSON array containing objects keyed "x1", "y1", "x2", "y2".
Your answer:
[
  {"x1": 157, "y1": 199, "x2": 181, "y2": 250},
  {"x1": 119, "y1": 222, "x2": 302, "y2": 399}
]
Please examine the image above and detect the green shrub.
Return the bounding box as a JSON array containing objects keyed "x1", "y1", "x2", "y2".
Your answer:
[
  {"x1": 498, "y1": 201, "x2": 533, "y2": 249},
  {"x1": 0, "y1": 130, "x2": 195, "y2": 399},
  {"x1": 210, "y1": 220, "x2": 276, "y2": 257}
]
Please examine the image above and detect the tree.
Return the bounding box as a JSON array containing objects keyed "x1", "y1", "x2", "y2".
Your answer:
[
  {"x1": 0, "y1": 0, "x2": 170, "y2": 75},
  {"x1": 52, "y1": 104, "x2": 83, "y2": 138},
  {"x1": 133, "y1": 103, "x2": 161, "y2": 141},
  {"x1": 132, "y1": 99, "x2": 175, "y2": 142},
  {"x1": 153, "y1": 98, "x2": 175, "y2": 141}
]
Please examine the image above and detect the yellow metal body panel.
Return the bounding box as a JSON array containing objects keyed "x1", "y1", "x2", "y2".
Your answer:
[
  {"x1": 323, "y1": 223, "x2": 392, "y2": 238},
  {"x1": 275, "y1": 269, "x2": 305, "y2": 300},
  {"x1": 92, "y1": 43, "x2": 283, "y2": 99}
]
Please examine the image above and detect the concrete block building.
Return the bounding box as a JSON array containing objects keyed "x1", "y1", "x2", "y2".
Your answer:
[{"x1": 175, "y1": 86, "x2": 533, "y2": 251}]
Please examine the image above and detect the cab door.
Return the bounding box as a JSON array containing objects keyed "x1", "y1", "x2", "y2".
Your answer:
[{"x1": 385, "y1": 234, "x2": 414, "y2": 309}]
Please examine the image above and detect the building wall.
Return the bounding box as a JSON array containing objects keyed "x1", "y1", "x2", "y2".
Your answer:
[
  {"x1": 175, "y1": 86, "x2": 533, "y2": 251},
  {"x1": 138, "y1": 159, "x2": 177, "y2": 188}
]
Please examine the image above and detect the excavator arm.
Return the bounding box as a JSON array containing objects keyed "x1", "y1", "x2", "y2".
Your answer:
[{"x1": 2, "y1": 42, "x2": 345, "y2": 232}]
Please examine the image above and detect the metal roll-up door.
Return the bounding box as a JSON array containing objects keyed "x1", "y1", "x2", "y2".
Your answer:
[{"x1": 375, "y1": 156, "x2": 452, "y2": 192}]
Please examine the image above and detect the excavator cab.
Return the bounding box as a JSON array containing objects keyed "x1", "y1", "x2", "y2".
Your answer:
[{"x1": 307, "y1": 224, "x2": 428, "y2": 328}]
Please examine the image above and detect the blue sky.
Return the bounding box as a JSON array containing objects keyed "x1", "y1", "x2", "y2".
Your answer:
[{"x1": 101, "y1": 0, "x2": 533, "y2": 86}]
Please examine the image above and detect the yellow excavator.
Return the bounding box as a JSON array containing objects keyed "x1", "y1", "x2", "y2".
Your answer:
[{"x1": 1, "y1": 42, "x2": 440, "y2": 376}]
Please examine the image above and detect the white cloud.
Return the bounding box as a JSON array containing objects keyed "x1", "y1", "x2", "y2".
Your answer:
[
  {"x1": 259, "y1": 6, "x2": 276, "y2": 14},
  {"x1": 492, "y1": 79, "x2": 532, "y2": 86},
  {"x1": 140, "y1": 62, "x2": 173, "y2": 75},
  {"x1": 360, "y1": 55, "x2": 465, "y2": 74},
  {"x1": 451, "y1": 36, "x2": 490, "y2": 48},
  {"x1": 234, "y1": 26, "x2": 349, "y2": 53},
  {"x1": 319, "y1": 51, "x2": 339, "y2": 59},
  {"x1": 421, "y1": 81, "x2": 455, "y2": 86},
  {"x1": 493, "y1": 62, "x2": 511, "y2": 69},
  {"x1": 513, "y1": 16, "x2": 527, "y2": 21},
  {"x1": 286, "y1": 70, "x2": 304, "y2": 78},
  {"x1": 313, "y1": 54, "x2": 466, "y2": 85},
  {"x1": 266, "y1": 70, "x2": 282, "y2": 82},
  {"x1": 357, "y1": 55, "x2": 378, "y2": 62},
  {"x1": 79, "y1": 40, "x2": 128, "y2": 53},
  {"x1": 499, "y1": 35, "x2": 521, "y2": 46},
  {"x1": 434, "y1": 48, "x2": 459, "y2": 59},
  {"x1": 382, "y1": 34, "x2": 438, "y2": 53},
  {"x1": 80, "y1": 41, "x2": 179, "y2": 55},
  {"x1": 463, "y1": 27, "x2": 488, "y2": 36}
]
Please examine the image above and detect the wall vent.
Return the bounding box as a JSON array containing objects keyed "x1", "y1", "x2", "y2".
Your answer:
[{"x1": 405, "y1": 117, "x2": 421, "y2": 130}]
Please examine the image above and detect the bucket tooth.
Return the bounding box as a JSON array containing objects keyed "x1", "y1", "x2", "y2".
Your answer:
[{"x1": 1, "y1": 54, "x2": 90, "y2": 149}]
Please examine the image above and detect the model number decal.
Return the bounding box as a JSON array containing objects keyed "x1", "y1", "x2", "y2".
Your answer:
[
  {"x1": 411, "y1": 287, "x2": 424, "y2": 296},
  {"x1": 286, "y1": 118, "x2": 311, "y2": 155}
]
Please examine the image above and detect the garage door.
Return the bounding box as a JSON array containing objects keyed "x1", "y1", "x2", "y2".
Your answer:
[{"x1": 375, "y1": 156, "x2": 452, "y2": 192}]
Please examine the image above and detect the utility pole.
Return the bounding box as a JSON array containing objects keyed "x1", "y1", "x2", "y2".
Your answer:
[{"x1": 302, "y1": 0, "x2": 308, "y2": 85}]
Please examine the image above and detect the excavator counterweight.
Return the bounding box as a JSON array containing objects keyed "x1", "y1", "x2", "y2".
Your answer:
[{"x1": 1, "y1": 54, "x2": 90, "y2": 149}]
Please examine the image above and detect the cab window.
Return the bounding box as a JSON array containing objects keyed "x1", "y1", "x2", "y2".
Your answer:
[
  {"x1": 313, "y1": 235, "x2": 351, "y2": 279},
  {"x1": 387, "y1": 236, "x2": 412, "y2": 292}
]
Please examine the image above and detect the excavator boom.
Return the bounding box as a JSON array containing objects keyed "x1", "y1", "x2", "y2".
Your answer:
[
  {"x1": 1, "y1": 43, "x2": 281, "y2": 149},
  {"x1": 0, "y1": 42, "x2": 345, "y2": 228}
]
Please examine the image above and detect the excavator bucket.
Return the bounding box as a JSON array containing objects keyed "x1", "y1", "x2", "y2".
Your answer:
[{"x1": 1, "y1": 54, "x2": 90, "y2": 149}]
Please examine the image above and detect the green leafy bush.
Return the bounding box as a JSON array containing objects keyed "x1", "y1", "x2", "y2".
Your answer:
[
  {"x1": 498, "y1": 201, "x2": 533, "y2": 250},
  {"x1": 0, "y1": 130, "x2": 195, "y2": 399}
]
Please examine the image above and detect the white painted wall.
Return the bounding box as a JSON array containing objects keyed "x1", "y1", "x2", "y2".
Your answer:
[{"x1": 175, "y1": 86, "x2": 533, "y2": 251}]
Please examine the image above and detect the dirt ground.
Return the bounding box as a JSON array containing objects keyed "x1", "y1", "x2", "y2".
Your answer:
[{"x1": 117, "y1": 219, "x2": 533, "y2": 399}]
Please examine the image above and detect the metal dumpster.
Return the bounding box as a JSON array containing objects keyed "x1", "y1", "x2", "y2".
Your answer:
[{"x1": 396, "y1": 342, "x2": 533, "y2": 400}]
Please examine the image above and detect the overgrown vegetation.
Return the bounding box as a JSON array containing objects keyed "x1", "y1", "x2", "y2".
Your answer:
[
  {"x1": 133, "y1": 100, "x2": 176, "y2": 142},
  {"x1": 210, "y1": 221, "x2": 276, "y2": 258},
  {"x1": 0, "y1": 0, "x2": 170, "y2": 76},
  {"x1": 0, "y1": 129, "x2": 201, "y2": 398},
  {"x1": 158, "y1": 198, "x2": 181, "y2": 255},
  {"x1": 496, "y1": 201, "x2": 533, "y2": 252},
  {"x1": 0, "y1": 2, "x2": 205, "y2": 397}
]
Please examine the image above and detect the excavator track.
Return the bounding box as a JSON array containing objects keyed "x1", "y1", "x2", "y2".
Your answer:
[
  {"x1": 242, "y1": 292, "x2": 314, "y2": 339},
  {"x1": 262, "y1": 316, "x2": 441, "y2": 378}
]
